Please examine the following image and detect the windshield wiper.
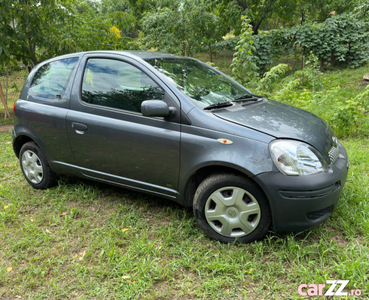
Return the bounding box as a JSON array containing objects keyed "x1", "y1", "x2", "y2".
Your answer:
[
  {"x1": 204, "y1": 101, "x2": 233, "y2": 110},
  {"x1": 203, "y1": 94, "x2": 263, "y2": 110},
  {"x1": 233, "y1": 94, "x2": 262, "y2": 102}
]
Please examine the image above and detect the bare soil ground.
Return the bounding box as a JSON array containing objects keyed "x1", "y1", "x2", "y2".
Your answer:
[{"x1": 0, "y1": 124, "x2": 13, "y2": 133}]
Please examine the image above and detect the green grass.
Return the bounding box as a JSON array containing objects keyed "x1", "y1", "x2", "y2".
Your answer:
[
  {"x1": 321, "y1": 66, "x2": 369, "y2": 99},
  {"x1": 1, "y1": 132, "x2": 368, "y2": 299}
]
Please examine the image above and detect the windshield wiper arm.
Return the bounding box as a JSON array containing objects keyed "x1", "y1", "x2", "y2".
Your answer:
[
  {"x1": 233, "y1": 94, "x2": 262, "y2": 102},
  {"x1": 204, "y1": 101, "x2": 233, "y2": 110},
  {"x1": 204, "y1": 94, "x2": 263, "y2": 110}
]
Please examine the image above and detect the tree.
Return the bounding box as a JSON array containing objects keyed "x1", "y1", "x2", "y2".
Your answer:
[
  {"x1": 98, "y1": 0, "x2": 137, "y2": 36},
  {"x1": 274, "y1": 0, "x2": 357, "y2": 26},
  {"x1": 0, "y1": 0, "x2": 80, "y2": 69},
  {"x1": 100, "y1": 0, "x2": 131, "y2": 15},
  {"x1": 352, "y1": 0, "x2": 369, "y2": 20},
  {"x1": 0, "y1": 0, "x2": 139, "y2": 71},
  {"x1": 141, "y1": 0, "x2": 226, "y2": 57},
  {"x1": 214, "y1": 0, "x2": 279, "y2": 35},
  {"x1": 71, "y1": 0, "x2": 137, "y2": 48},
  {"x1": 215, "y1": 0, "x2": 359, "y2": 35}
]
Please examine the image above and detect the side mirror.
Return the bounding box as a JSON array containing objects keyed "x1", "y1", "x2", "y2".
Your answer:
[{"x1": 141, "y1": 100, "x2": 174, "y2": 117}]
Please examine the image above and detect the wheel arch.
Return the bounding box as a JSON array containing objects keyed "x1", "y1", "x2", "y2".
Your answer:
[
  {"x1": 13, "y1": 134, "x2": 36, "y2": 158},
  {"x1": 182, "y1": 164, "x2": 271, "y2": 210}
]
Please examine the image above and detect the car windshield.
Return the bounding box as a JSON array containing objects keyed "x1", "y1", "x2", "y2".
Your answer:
[{"x1": 145, "y1": 58, "x2": 254, "y2": 109}]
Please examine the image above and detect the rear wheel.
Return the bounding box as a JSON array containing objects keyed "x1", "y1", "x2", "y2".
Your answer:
[
  {"x1": 193, "y1": 174, "x2": 271, "y2": 243},
  {"x1": 19, "y1": 142, "x2": 58, "y2": 189}
]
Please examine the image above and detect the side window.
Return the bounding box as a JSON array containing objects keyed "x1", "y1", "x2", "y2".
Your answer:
[
  {"x1": 30, "y1": 58, "x2": 78, "y2": 99},
  {"x1": 81, "y1": 58, "x2": 165, "y2": 112}
]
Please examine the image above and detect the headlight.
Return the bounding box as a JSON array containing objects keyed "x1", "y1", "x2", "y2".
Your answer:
[{"x1": 269, "y1": 140, "x2": 328, "y2": 176}]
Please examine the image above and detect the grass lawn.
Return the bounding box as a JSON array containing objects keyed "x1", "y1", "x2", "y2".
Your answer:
[{"x1": 0, "y1": 130, "x2": 368, "y2": 299}]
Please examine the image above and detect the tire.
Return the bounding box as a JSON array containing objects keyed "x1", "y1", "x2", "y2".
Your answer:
[
  {"x1": 193, "y1": 173, "x2": 271, "y2": 243},
  {"x1": 19, "y1": 142, "x2": 58, "y2": 189}
]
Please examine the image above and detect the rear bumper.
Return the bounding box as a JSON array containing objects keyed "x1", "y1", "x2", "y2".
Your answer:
[
  {"x1": 254, "y1": 142, "x2": 349, "y2": 232},
  {"x1": 12, "y1": 128, "x2": 19, "y2": 157}
]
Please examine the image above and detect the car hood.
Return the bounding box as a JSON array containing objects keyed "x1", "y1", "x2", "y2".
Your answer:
[{"x1": 213, "y1": 99, "x2": 335, "y2": 157}]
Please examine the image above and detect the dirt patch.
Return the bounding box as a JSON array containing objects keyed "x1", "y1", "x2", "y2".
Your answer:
[
  {"x1": 356, "y1": 80, "x2": 369, "y2": 87},
  {"x1": 0, "y1": 124, "x2": 13, "y2": 133}
]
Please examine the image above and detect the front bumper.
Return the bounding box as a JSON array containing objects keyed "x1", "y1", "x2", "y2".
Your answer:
[{"x1": 254, "y1": 142, "x2": 349, "y2": 232}]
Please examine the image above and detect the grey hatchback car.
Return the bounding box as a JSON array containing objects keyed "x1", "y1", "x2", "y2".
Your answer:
[{"x1": 13, "y1": 51, "x2": 349, "y2": 243}]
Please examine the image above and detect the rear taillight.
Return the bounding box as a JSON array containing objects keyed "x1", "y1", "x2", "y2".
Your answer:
[{"x1": 13, "y1": 102, "x2": 16, "y2": 115}]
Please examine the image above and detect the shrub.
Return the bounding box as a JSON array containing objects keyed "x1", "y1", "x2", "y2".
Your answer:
[
  {"x1": 231, "y1": 16, "x2": 259, "y2": 87},
  {"x1": 255, "y1": 63, "x2": 291, "y2": 97},
  {"x1": 229, "y1": 15, "x2": 369, "y2": 73}
]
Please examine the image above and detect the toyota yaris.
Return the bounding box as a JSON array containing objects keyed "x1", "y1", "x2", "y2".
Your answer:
[{"x1": 13, "y1": 51, "x2": 349, "y2": 243}]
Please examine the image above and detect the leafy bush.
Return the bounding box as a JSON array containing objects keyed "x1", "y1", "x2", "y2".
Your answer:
[
  {"x1": 330, "y1": 85, "x2": 369, "y2": 136},
  {"x1": 293, "y1": 15, "x2": 369, "y2": 68},
  {"x1": 229, "y1": 15, "x2": 369, "y2": 73},
  {"x1": 271, "y1": 68, "x2": 369, "y2": 137},
  {"x1": 292, "y1": 54, "x2": 323, "y2": 91},
  {"x1": 213, "y1": 37, "x2": 239, "y2": 54},
  {"x1": 255, "y1": 63, "x2": 291, "y2": 97},
  {"x1": 252, "y1": 29, "x2": 289, "y2": 73}
]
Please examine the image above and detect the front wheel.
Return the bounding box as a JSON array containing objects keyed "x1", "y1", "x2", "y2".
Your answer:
[
  {"x1": 193, "y1": 174, "x2": 271, "y2": 243},
  {"x1": 19, "y1": 142, "x2": 58, "y2": 189}
]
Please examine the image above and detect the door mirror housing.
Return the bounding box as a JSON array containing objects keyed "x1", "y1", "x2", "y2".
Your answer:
[{"x1": 141, "y1": 100, "x2": 174, "y2": 117}]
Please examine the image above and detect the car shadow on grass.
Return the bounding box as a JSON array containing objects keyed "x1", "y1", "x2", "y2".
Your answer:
[
  {"x1": 46, "y1": 176, "x2": 324, "y2": 246},
  {"x1": 56, "y1": 175, "x2": 194, "y2": 221}
]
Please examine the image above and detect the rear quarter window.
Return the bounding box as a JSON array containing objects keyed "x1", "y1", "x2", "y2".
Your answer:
[{"x1": 30, "y1": 58, "x2": 78, "y2": 99}]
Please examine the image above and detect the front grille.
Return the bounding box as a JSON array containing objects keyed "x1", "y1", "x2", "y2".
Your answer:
[{"x1": 328, "y1": 145, "x2": 339, "y2": 164}]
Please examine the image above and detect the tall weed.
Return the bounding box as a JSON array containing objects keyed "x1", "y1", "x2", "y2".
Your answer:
[{"x1": 231, "y1": 16, "x2": 259, "y2": 88}]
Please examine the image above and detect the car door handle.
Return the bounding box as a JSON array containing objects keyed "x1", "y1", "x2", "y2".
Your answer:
[{"x1": 71, "y1": 122, "x2": 88, "y2": 134}]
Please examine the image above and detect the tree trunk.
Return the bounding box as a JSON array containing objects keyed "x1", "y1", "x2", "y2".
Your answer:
[
  {"x1": 250, "y1": 20, "x2": 262, "y2": 35},
  {"x1": 5, "y1": 60, "x2": 9, "y2": 104},
  {"x1": 0, "y1": 83, "x2": 11, "y2": 120},
  {"x1": 236, "y1": 0, "x2": 248, "y2": 10},
  {"x1": 302, "y1": 48, "x2": 305, "y2": 70}
]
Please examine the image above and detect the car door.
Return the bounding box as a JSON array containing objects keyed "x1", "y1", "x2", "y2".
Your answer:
[{"x1": 66, "y1": 54, "x2": 181, "y2": 199}]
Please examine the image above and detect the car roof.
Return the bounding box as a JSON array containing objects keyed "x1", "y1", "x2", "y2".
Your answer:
[
  {"x1": 38, "y1": 51, "x2": 194, "y2": 68},
  {"x1": 69, "y1": 50, "x2": 192, "y2": 61},
  {"x1": 113, "y1": 50, "x2": 190, "y2": 60}
]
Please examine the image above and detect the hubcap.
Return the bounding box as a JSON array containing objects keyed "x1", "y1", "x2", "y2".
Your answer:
[
  {"x1": 21, "y1": 150, "x2": 44, "y2": 184},
  {"x1": 204, "y1": 187, "x2": 261, "y2": 238}
]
